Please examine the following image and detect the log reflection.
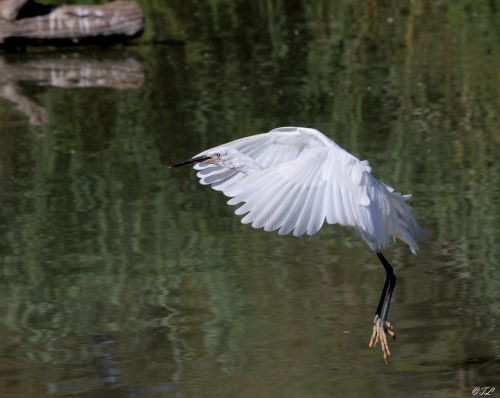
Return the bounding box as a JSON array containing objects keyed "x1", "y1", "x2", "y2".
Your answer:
[{"x1": 0, "y1": 52, "x2": 144, "y2": 124}]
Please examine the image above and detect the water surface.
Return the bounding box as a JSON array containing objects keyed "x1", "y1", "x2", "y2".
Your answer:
[{"x1": 0, "y1": 2, "x2": 498, "y2": 397}]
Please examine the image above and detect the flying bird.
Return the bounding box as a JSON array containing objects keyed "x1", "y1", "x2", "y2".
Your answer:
[{"x1": 172, "y1": 126, "x2": 426, "y2": 361}]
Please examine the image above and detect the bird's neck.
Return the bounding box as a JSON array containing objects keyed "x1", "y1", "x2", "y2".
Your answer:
[
  {"x1": 223, "y1": 158, "x2": 261, "y2": 175},
  {"x1": 241, "y1": 164, "x2": 261, "y2": 175},
  {"x1": 232, "y1": 161, "x2": 262, "y2": 175}
]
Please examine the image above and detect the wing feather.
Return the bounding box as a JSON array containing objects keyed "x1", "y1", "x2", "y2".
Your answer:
[
  {"x1": 196, "y1": 165, "x2": 223, "y2": 176},
  {"x1": 201, "y1": 169, "x2": 235, "y2": 185},
  {"x1": 306, "y1": 182, "x2": 326, "y2": 235},
  {"x1": 292, "y1": 168, "x2": 326, "y2": 236},
  {"x1": 292, "y1": 188, "x2": 319, "y2": 236},
  {"x1": 278, "y1": 184, "x2": 312, "y2": 235},
  {"x1": 263, "y1": 183, "x2": 301, "y2": 232},
  {"x1": 251, "y1": 177, "x2": 291, "y2": 229},
  {"x1": 325, "y1": 168, "x2": 338, "y2": 224},
  {"x1": 234, "y1": 173, "x2": 282, "y2": 217},
  {"x1": 211, "y1": 172, "x2": 245, "y2": 191}
]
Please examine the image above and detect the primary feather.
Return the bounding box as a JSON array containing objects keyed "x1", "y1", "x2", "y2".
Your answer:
[{"x1": 191, "y1": 127, "x2": 426, "y2": 254}]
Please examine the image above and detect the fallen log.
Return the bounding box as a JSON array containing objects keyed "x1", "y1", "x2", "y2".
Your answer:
[{"x1": 0, "y1": 0, "x2": 144, "y2": 44}]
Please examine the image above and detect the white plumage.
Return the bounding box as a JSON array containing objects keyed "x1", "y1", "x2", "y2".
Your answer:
[{"x1": 187, "y1": 127, "x2": 425, "y2": 254}]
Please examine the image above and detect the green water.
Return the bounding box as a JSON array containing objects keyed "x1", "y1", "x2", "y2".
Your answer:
[{"x1": 0, "y1": 1, "x2": 499, "y2": 397}]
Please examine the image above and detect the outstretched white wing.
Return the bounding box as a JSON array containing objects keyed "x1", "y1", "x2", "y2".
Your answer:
[
  {"x1": 194, "y1": 127, "x2": 336, "y2": 190},
  {"x1": 220, "y1": 145, "x2": 391, "y2": 239}
]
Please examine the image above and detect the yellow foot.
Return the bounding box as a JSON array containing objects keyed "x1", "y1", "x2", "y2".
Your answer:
[{"x1": 368, "y1": 315, "x2": 396, "y2": 363}]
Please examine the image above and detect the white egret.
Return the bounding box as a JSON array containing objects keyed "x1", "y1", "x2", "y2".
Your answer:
[{"x1": 172, "y1": 126, "x2": 426, "y2": 361}]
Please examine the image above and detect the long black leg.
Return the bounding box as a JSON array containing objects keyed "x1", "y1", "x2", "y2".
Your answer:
[
  {"x1": 374, "y1": 273, "x2": 389, "y2": 317},
  {"x1": 369, "y1": 251, "x2": 397, "y2": 360},
  {"x1": 376, "y1": 251, "x2": 397, "y2": 333}
]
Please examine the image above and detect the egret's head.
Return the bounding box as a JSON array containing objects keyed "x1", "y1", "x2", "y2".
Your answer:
[
  {"x1": 172, "y1": 146, "x2": 261, "y2": 174},
  {"x1": 204, "y1": 147, "x2": 231, "y2": 164},
  {"x1": 171, "y1": 147, "x2": 231, "y2": 168}
]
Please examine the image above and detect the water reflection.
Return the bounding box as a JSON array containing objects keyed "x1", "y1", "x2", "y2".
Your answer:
[{"x1": 0, "y1": 52, "x2": 144, "y2": 124}]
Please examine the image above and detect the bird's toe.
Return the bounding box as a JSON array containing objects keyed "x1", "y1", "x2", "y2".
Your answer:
[{"x1": 368, "y1": 315, "x2": 395, "y2": 363}]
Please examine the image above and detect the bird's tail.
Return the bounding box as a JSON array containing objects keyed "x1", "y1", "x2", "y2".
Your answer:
[{"x1": 385, "y1": 186, "x2": 429, "y2": 254}]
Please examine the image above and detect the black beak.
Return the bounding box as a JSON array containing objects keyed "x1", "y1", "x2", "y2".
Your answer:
[{"x1": 170, "y1": 155, "x2": 211, "y2": 168}]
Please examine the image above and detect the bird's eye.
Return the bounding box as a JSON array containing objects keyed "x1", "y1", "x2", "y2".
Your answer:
[{"x1": 215, "y1": 152, "x2": 221, "y2": 158}]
